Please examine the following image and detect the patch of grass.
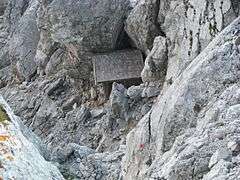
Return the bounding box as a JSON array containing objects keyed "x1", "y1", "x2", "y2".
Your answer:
[{"x1": 0, "y1": 105, "x2": 10, "y2": 126}]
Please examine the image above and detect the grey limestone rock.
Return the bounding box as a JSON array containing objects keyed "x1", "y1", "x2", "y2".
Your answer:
[
  {"x1": 125, "y1": 0, "x2": 162, "y2": 54},
  {"x1": 47, "y1": 0, "x2": 130, "y2": 53},
  {"x1": 8, "y1": 0, "x2": 40, "y2": 81},
  {"x1": 158, "y1": 0, "x2": 240, "y2": 83},
  {"x1": 110, "y1": 82, "x2": 129, "y2": 120},
  {"x1": 122, "y1": 17, "x2": 240, "y2": 180},
  {"x1": 141, "y1": 36, "x2": 168, "y2": 83},
  {"x1": 0, "y1": 96, "x2": 64, "y2": 179}
]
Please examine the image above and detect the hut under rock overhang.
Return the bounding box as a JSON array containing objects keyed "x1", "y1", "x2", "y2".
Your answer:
[{"x1": 93, "y1": 50, "x2": 144, "y2": 97}]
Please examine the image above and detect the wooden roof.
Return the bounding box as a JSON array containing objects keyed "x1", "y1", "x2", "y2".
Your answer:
[{"x1": 93, "y1": 50, "x2": 144, "y2": 83}]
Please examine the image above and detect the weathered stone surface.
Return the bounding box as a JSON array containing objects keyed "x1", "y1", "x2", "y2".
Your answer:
[
  {"x1": 208, "y1": 149, "x2": 232, "y2": 168},
  {"x1": 141, "y1": 81, "x2": 161, "y2": 98},
  {"x1": 203, "y1": 160, "x2": 231, "y2": 180},
  {"x1": 45, "y1": 48, "x2": 66, "y2": 76},
  {"x1": 8, "y1": 0, "x2": 40, "y2": 81},
  {"x1": 54, "y1": 144, "x2": 125, "y2": 180},
  {"x1": 125, "y1": 0, "x2": 162, "y2": 54},
  {"x1": 0, "y1": 96, "x2": 64, "y2": 179},
  {"x1": 0, "y1": 0, "x2": 28, "y2": 74},
  {"x1": 141, "y1": 36, "x2": 168, "y2": 83},
  {"x1": 0, "y1": 0, "x2": 8, "y2": 16},
  {"x1": 0, "y1": 65, "x2": 12, "y2": 83},
  {"x1": 122, "y1": 17, "x2": 240, "y2": 180},
  {"x1": 127, "y1": 85, "x2": 144, "y2": 100},
  {"x1": 90, "y1": 108, "x2": 105, "y2": 119},
  {"x1": 228, "y1": 140, "x2": 240, "y2": 154},
  {"x1": 0, "y1": 76, "x2": 153, "y2": 156},
  {"x1": 0, "y1": 0, "x2": 239, "y2": 179},
  {"x1": 47, "y1": 0, "x2": 130, "y2": 53},
  {"x1": 158, "y1": 0, "x2": 239, "y2": 83},
  {"x1": 110, "y1": 83, "x2": 129, "y2": 120},
  {"x1": 130, "y1": 0, "x2": 140, "y2": 7}
]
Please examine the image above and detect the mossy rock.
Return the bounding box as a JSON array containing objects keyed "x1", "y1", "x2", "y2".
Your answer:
[{"x1": 0, "y1": 105, "x2": 10, "y2": 125}]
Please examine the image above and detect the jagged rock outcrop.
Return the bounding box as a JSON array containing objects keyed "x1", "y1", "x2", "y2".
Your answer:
[
  {"x1": 125, "y1": 0, "x2": 162, "y2": 54},
  {"x1": 0, "y1": 79, "x2": 153, "y2": 152},
  {"x1": 0, "y1": 0, "x2": 239, "y2": 179},
  {"x1": 0, "y1": 0, "x2": 9, "y2": 72},
  {"x1": 146, "y1": 84, "x2": 240, "y2": 180},
  {"x1": 122, "y1": 16, "x2": 240, "y2": 180},
  {"x1": 0, "y1": 96, "x2": 64, "y2": 179},
  {"x1": 9, "y1": 0, "x2": 40, "y2": 81},
  {"x1": 0, "y1": 0, "x2": 41, "y2": 81},
  {"x1": 36, "y1": 0, "x2": 130, "y2": 78},
  {"x1": 141, "y1": 36, "x2": 168, "y2": 83},
  {"x1": 130, "y1": 0, "x2": 239, "y2": 84},
  {"x1": 48, "y1": 0, "x2": 130, "y2": 53},
  {"x1": 51, "y1": 143, "x2": 126, "y2": 180},
  {"x1": 160, "y1": 0, "x2": 239, "y2": 83}
]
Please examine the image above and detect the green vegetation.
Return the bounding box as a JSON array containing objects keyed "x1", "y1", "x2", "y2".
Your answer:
[{"x1": 0, "y1": 105, "x2": 10, "y2": 126}]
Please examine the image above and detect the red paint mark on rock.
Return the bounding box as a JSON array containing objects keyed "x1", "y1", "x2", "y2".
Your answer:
[{"x1": 139, "y1": 143, "x2": 145, "y2": 150}]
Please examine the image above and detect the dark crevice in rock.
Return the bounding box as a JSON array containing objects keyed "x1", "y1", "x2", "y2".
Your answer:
[
  {"x1": 28, "y1": 68, "x2": 38, "y2": 82},
  {"x1": 21, "y1": 0, "x2": 29, "y2": 16},
  {"x1": 40, "y1": 42, "x2": 61, "y2": 75},
  {"x1": 220, "y1": 1, "x2": 225, "y2": 29},
  {"x1": 0, "y1": 2, "x2": 7, "y2": 16},
  {"x1": 163, "y1": 39, "x2": 169, "y2": 79},
  {"x1": 155, "y1": 0, "x2": 166, "y2": 37},
  {"x1": 115, "y1": 29, "x2": 134, "y2": 50},
  {"x1": 148, "y1": 110, "x2": 152, "y2": 144},
  {"x1": 193, "y1": 103, "x2": 202, "y2": 114},
  {"x1": 230, "y1": 0, "x2": 240, "y2": 17},
  {"x1": 196, "y1": 28, "x2": 202, "y2": 55}
]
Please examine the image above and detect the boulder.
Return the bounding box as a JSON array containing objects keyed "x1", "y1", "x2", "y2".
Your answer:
[
  {"x1": 47, "y1": 0, "x2": 130, "y2": 53},
  {"x1": 125, "y1": 0, "x2": 162, "y2": 54},
  {"x1": 141, "y1": 82, "x2": 161, "y2": 98},
  {"x1": 109, "y1": 83, "x2": 129, "y2": 120},
  {"x1": 141, "y1": 36, "x2": 168, "y2": 83},
  {"x1": 127, "y1": 85, "x2": 144, "y2": 100}
]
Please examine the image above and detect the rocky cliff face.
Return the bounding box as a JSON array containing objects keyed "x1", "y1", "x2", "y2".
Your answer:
[
  {"x1": 0, "y1": 0, "x2": 239, "y2": 179},
  {"x1": 0, "y1": 96, "x2": 64, "y2": 179},
  {"x1": 123, "y1": 17, "x2": 240, "y2": 180}
]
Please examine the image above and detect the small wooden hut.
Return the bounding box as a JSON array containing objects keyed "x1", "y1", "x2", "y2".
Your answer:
[{"x1": 93, "y1": 50, "x2": 144, "y2": 97}]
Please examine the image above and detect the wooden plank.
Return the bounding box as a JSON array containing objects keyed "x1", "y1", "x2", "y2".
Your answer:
[{"x1": 93, "y1": 50, "x2": 144, "y2": 83}]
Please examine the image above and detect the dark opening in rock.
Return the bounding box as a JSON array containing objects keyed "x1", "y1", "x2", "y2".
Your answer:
[
  {"x1": 21, "y1": 0, "x2": 29, "y2": 16},
  {"x1": 0, "y1": 0, "x2": 8, "y2": 16},
  {"x1": 115, "y1": 30, "x2": 135, "y2": 50},
  {"x1": 103, "y1": 78, "x2": 142, "y2": 99}
]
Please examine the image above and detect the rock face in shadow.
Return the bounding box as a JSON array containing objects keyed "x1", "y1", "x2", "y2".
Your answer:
[
  {"x1": 8, "y1": 0, "x2": 40, "y2": 81},
  {"x1": 0, "y1": 0, "x2": 8, "y2": 16}
]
